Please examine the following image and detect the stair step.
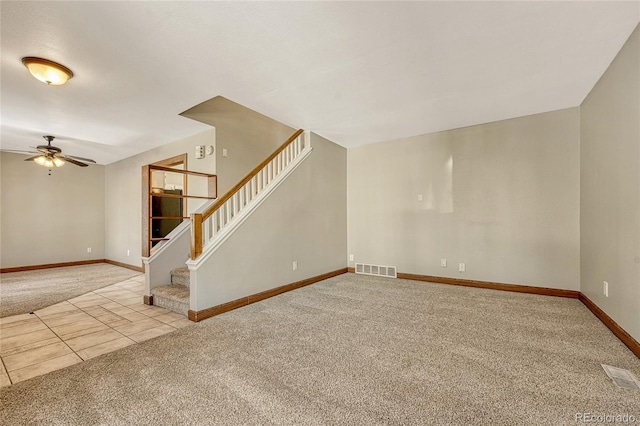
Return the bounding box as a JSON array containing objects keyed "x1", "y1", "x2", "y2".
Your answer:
[
  {"x1": 151, "y1": 285, "x2": 189, "y2": 316},
  {"x1": 171, "y1": 267, "x2": 190, "y2": 288}
]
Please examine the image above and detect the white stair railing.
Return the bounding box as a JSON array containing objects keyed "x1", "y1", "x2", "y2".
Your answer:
[{"x1": 189, "y1": 129, "x2": 311, "y2": 260}]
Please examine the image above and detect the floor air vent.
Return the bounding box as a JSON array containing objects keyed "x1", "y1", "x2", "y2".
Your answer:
[
  {"x1": 355, "y1": 263, "x2": 397, "y2": 278},
  {"x1": 602, "y1": 364, "x2": 640, "y2": 391}
]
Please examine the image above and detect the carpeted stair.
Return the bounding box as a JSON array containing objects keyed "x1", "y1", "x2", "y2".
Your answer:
[{"x1": 150, "y1": 267, "x2": 190, "y2": 316}]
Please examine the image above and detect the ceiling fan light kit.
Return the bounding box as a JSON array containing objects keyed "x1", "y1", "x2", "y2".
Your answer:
[
  {"x1": 0, "y1": 135, "x2": 97, "y2": 173},
  {"x1": 34, "y1": 156, "x2": 65, "y2": 168},
  {"x1": 21, "y1": 57, "x2": 73, "y2": 85}
]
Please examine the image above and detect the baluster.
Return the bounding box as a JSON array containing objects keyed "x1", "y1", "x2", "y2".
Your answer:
[{"x1": 210, "y1": 214, "x2": 217, "y2": 237}]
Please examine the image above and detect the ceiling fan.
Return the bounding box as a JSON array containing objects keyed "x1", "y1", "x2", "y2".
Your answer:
[{"x1": 3, "y1": 135, "x2": 96, "y2": 168}]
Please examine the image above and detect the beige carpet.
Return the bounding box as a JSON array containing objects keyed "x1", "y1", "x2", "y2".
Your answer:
[
  {"x1": 1, "y1": 273, "x2": 638, "y2": 425},
  {"x1": 0, "y1": 264, "x2": 140, "y2": 317}
]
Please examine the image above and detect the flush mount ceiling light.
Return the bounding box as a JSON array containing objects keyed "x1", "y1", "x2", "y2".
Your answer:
[{"x1": 21, "y1": 57, "x2": 73, "y2": 85}]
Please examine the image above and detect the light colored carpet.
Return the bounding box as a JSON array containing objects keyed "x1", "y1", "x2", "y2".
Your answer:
[
  {"x1": 1, "y1": 273, "x2": 638, "y2": 425},
  {"x1": 0, "y1": 264, "x2": 140, "y2": 317}
]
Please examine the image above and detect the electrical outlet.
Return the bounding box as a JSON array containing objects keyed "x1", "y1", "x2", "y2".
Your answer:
[
  {"x1": 222, "y1": 148, "x2": 228, "y2": 158},
  {"x1": 87, "y1": 247, "x2": 92, "y2": 253},
  {"x1": 440, "y1": 258, "x2": 447, "y2": 267},
  {"x1": 603, "y1": 281, "x2": 609, "y2": 297},
  {"x1": 349, "y1": 254, "x2": 354, "y2": 261},
  {"x1": 458, "y1": 262, "x2": 465, "y2": 272},
  {"x1": 293, "y1": 261, "x2": 298, "y2": 271},
  {"x1": 127, "y1": 250, "x2": 130, "y2": 257},
  {"x1": 418, "y1": 193, "x2": 423, "y2": 202}
]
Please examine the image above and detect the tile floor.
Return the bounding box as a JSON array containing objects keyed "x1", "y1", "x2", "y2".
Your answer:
[{"x1": 0, "y1": 274, "x2": 192, "y2": 387}]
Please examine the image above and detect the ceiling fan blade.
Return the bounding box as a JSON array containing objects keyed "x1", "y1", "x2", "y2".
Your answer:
[
  {"x1": 64, "y1": 154, "x2": 96, "y2": 163},
  {"x1": 59, "y1": 156, "x2": 88, "y2": 167},
  {"x1": 30, "y1": 146, "x2": 50, "y2": 154},
  {"x1": 23, "y1": 155, "x2": 42, "y2": 162},
  {"x1": 1, "y1": 149, "x2": 39, "y2": 155}
]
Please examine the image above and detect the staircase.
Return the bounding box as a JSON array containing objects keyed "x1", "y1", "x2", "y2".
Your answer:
[
  {"x1": 143, "y1": 129, "x2": 312, "y2": 320},
  {"x1": 150, "y1": 268, "x2": 190, "y2": 315}
]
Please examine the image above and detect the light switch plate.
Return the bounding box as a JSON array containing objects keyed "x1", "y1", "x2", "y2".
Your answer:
[{"x1": 195, "y1": 145, "x2": 205, "y2": 159}]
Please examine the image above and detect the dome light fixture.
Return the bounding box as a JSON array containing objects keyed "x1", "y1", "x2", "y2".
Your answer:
[{"x1": 22, "y1": 57, "x2": 74, "y2": 85}]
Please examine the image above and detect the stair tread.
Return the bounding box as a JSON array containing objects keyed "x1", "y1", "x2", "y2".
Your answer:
[
  {"x1": 151, "y1": 284, "x2": 189, "y2": 304},
  {"x1": 171, "y1": 267, "x2": 189, "y2": 275}
]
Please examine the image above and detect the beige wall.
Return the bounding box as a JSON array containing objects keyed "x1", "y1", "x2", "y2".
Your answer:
[
  {"x1": 191, "y1": 133, "x2": 347, "y2": 310},
  {"x1": 181, "y1": 96, "x2": 296, "y2": 195},
  {"x1": 580, "y1": 24, "x2": 639, "y2": 342},
  {"x1": 106, "y1": 98, "x2": 299, "y2": 269},
  {"x1": 348, "y1": 108, "x2": 581, "y2": 290},
  {"x1": 1, "y1": 152, "x2": 105, "y2": 268},
  {"x1": 104, "y1": 129, "x2": 216, "y2": 267}
]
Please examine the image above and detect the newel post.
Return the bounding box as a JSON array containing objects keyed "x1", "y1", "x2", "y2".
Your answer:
[{"x1": 190, "y1": 213, "x2": 203, "y2": 260}]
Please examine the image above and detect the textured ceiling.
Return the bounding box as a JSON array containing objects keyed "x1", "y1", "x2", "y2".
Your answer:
[{"x1": 1, "y1": 1, "x2": 638, "y2": 164}]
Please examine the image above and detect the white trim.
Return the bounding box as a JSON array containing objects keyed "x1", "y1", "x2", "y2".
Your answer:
[{"x1": 143, "y1": 219, "x2": 191, "y2": 265}]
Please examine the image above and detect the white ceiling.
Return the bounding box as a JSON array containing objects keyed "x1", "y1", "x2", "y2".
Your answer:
[{"x1": 1, "y1": 1, "x2": 638, "y2": 164}]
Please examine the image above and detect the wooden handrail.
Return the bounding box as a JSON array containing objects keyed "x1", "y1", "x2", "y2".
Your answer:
[
  {"x1": 149, "y1": 164, "x2": 216, "y2": 178},
  {"x1": 200, "y1": 129, "x2": 303, "y2": 221},
  {"x1": 144, "y1": 158, "x2": 217, "y2": 257},
  {"x1": 150, "y1": 193, "x2": 215, "y2": 200},
  {"x1": 150, "y1": 216, "x2": 189, "y2": 220}
]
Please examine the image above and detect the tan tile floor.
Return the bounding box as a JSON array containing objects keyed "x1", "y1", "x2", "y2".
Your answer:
[{"x1": 0, "y1": 274, "x2": 192, "y2": 386}]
